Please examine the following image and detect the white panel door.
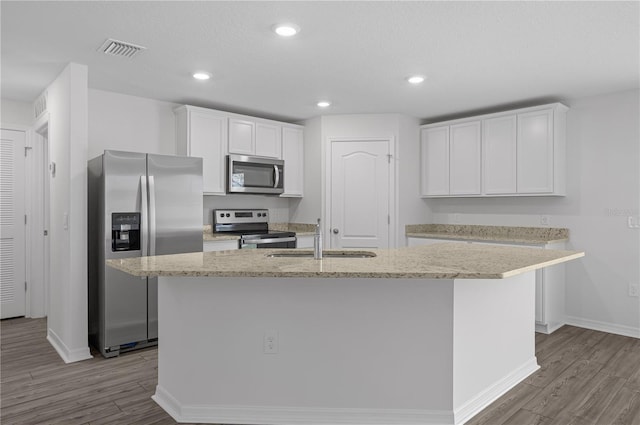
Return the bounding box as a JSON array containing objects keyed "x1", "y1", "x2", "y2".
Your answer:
[
  {"x1": 517, "y1": 109, "x2": 554, "y2": 193},
  {"x1": 449, "y1": 121, "x2": 481, "y2": 195},
  {"x1": 483, "y1": 115, "x2": 517, "y2": 194},
  {"x1": 331, "y1": 140, "x2": 390, "y2": 249},
  {"x1": 1, "y1": 129, "x2": 26, "y2": 319},
  {"x1": 420, "y1": 127, "x2": 449, "y2": 196}
]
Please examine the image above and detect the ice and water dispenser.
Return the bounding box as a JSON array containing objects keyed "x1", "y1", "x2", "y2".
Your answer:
[{"x1": 111, "y1": 213, "x2": 141, "y2": 251}]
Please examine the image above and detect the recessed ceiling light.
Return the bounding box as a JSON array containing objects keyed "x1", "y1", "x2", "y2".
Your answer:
[
  {"x1": 407, "y1": 75, "x2": 425, "y2": 84},
  {"x1": 317, "y1": 101, "x2": 331, "y2": 108},
  {"x1": 193, "y1": 72, "x2": 211, "y2": 81},
  {"x1": 273, "y1": 24, "x2": 300, "y2": 37}
]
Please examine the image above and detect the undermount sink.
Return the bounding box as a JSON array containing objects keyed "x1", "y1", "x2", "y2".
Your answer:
[{"x1": 267, "y1": 250, "x2": 376, "y2": 259}]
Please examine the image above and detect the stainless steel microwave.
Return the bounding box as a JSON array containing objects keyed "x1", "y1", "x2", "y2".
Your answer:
[{"x1": 227, "y1": 154, "x2": 284, "y2": 194}]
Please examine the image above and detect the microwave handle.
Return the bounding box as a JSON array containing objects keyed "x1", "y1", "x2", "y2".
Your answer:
[{"x1": 274, "y1": 165, "x2": 280, "y2": 189}]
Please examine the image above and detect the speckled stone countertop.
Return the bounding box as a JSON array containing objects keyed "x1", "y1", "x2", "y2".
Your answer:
[
  {"x1": 107, "y1": 243, "x2": 583, "y2": 280},
  {"x1": 406, "y1": 224, "x2": 569, "y2": 245},
  {"x1": 203, "y1": 223, "x2": 316, "y2": 241}
]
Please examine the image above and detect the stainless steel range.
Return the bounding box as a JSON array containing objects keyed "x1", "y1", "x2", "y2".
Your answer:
[{"x1": 213, "y1": 209, "x2": 296, "y2": 249}]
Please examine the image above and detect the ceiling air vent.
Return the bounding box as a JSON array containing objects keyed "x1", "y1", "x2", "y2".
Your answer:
[{"x1": 99, "y1": 38, "x2": 146, "y2": 58}]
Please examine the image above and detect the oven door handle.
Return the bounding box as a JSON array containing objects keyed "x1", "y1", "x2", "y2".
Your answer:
[{"x1": 242, "y1": 236, "x2": 296, "y2": 245}]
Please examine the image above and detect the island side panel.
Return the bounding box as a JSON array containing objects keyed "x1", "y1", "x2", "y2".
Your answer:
[
  {"x1": 155, "y1": 276, "x2": 457, "y2": 424},
  {"x1": 452, "y1": 271, "x2": 539, "y2": 423}
]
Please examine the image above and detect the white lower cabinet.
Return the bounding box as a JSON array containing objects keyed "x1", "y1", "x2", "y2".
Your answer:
[
  {"x1": 408, "y1": 237, "x2": 566, "y2": 334},
  {"x1": 296, "y1": 235, "x2": 315, "y2": 249},
  {"x1": 203, "y1": 239, "x2": 240, "y2": 252}
]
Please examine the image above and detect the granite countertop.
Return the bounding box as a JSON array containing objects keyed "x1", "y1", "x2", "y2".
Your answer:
[
  {"x1": 107, "y1": 243, "x2": 583, "y2": 280},
  {"x1": 406, "y1": 224, "x2": 569, "y2": 245}
]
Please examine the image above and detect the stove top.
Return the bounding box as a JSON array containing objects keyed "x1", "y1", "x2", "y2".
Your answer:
[{"x1": 213, "y1": 209, "x2": 295, "y2": 239}]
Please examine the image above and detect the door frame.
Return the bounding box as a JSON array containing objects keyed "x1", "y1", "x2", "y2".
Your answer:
[
  {"x1": 324, "y1": 137, "x2": 397, "y2": 249},
  {"x1": 27, "y1": 114, "x2": 50, "y2": 318}
]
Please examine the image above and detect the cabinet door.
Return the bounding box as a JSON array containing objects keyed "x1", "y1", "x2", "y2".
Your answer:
[
  {"x1": 229, "y1": 118, "x2": 255, "y2": 155},
  {"x1": 483, "y1": 115, "x2": 517, "y2": 194},
  {"x1": 255, "y1": 122, "x2": 282, "y2": 158},
  {"x1": 421, "y1": 126, "x2": 449, "y2": 196},
  {"x1": 203, "y1": 240, "x2": 240, "y2": 252},
  {"x1": 189, "y1": 110, "x2": 228, "y2": 195},
  {"x1": 517, "y1": 109, "x2": 554, "y2": 193},
  {"x1": 281, "y1": 127, "x2": 304, "y2": 197},
  {"x1": 296, "y1": 235, "x2": 314, "y2": 249},
  {"x1": 449, "y1": 121, "x2": 481, "y2": 195}
]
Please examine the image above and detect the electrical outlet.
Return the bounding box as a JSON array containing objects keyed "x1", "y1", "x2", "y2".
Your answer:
[
  {"x1": 540, "y1": 215, "x2": 550, "y2": 226},
  {"x1": 453, "y1": 213, "x2": 461, "y2": 224},
  {"x1": 629, "y1": 284, "x2": 639, "y2": 297},
  {"x1": 263, "y1": 330, "x2": 278, "y2": 354}
]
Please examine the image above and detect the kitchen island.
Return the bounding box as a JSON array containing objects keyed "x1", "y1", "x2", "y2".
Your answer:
[{"x1": 108, "y1": 243, "x2": 584, "y2": 425}]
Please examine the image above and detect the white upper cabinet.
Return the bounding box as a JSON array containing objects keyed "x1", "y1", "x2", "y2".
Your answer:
[
  {"x1": 229, "y1": 118, "x2": 282, "y2": 159},
  {"x1": 175, "y1": 106, "x2": 228, "y2": 195},
  {"x1": 483, "y1": 114, "x2": 517, "y2": 194},
  {"x1": 420, "y1": 126, "x2": 449, "y2": 196},
  {"x1": 228, "y1": 118, "x2": 256, "y2": 156},
  {"x1": 517, "y1": 109, "x2": 554, "y2": 193},
  {"x1": 449, "y1": 121, "x2": 481, "y2": 195},
  {"x1": 420, "y1": 121, "x2": 481, "y2": 196},
  {"x1": 255, "y1": 122, "x2": 282, "y2": 158},
  {"x1": 176, "y1": 105, "x2": 305, "y2": 197},
  {"x1": 281, "y1": 126, "x2": 304, "y2": 197},
  {"x1": 420, "y1": 103, "x2": 567, "y2": 198}
]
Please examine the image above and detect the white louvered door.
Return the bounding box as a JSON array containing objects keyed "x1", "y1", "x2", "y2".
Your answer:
[{"x1": 0, "y1": 129, "x2": 26, "y2": 318}]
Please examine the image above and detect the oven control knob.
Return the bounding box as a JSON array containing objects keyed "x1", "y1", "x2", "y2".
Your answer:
[
  {"x1": 226, "y1": 213, "x2": 230, "y2": 217},
  {"x1": 219, "y1": 213, "x2": 224, "y2": 217}
]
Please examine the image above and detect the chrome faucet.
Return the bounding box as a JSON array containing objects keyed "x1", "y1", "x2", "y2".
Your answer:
[{"x1": 314, "y1": 218, "x2": 323, "y2": 260}]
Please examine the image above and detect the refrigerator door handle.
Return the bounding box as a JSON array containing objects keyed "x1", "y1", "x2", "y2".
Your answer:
[
  {"x1": 148, "y1": 175, "x2": 157, "y2": 256},
  {"x1": 140, "y1": 175, "x2": 149, "y2": 257}
]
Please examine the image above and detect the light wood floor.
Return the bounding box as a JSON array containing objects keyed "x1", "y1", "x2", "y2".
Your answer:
[{"x1": 1, "y1": 318, "x2": 639, "y2": 425}]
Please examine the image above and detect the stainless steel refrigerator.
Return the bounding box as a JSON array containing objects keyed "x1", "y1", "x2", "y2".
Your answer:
[{"x1": 88, "y1": 150, "x2": 203, "y2": 357}]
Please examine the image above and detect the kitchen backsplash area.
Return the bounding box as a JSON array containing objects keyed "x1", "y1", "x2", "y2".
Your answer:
[{"x1": 202, "y1": 194, "x2": 291, "y2": 225}]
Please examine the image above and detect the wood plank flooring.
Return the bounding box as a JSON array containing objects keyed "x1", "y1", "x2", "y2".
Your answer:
[{"x1": 2, "y1": 317, "x2": 639, "y2": 425}]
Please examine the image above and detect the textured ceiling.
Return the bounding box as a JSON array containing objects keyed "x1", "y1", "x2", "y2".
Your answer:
[{"x1": 1, "y1": 1, "x2": 638, "y2": 122}]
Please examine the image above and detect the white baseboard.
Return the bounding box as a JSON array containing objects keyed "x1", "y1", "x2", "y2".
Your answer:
[
  {"x1": 153, "y1": 385, "x2": 454, "y2": 425},
  {"x1": 47, "y1": 328, "x2": 93, "y2": 363},
  {"x1": 565, "y1": 316, "x2": 640, "y2": 338},
  {"x1": 535, "y1": 321, "x2": 564, "y2": 334},
  {"x1": 454, "y1": 357, "x2": 540, "y2": 425}
]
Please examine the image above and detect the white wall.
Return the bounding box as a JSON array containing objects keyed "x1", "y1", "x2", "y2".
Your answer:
[
  {"x1": 397, "y1": 114, "x2": 432, "y2": 244},
  {"x1": 427, "y1": 89, "x2": 640, "y2": 337},
  {"x1": 45, "y1": 63, "x2": 92, "y2": 362},
  {"x1": 203, "y1": 195, "x2": 291, "y2": 225},
  {"x1": 1, "y1": 99, "x2": 33, "y2": 126},
  {"x1": 88, "y1": 89, "x2": 177, "y2": 158},
  {"x1": 293, "y1": 114, "x2": 428, "y2": 246}
]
